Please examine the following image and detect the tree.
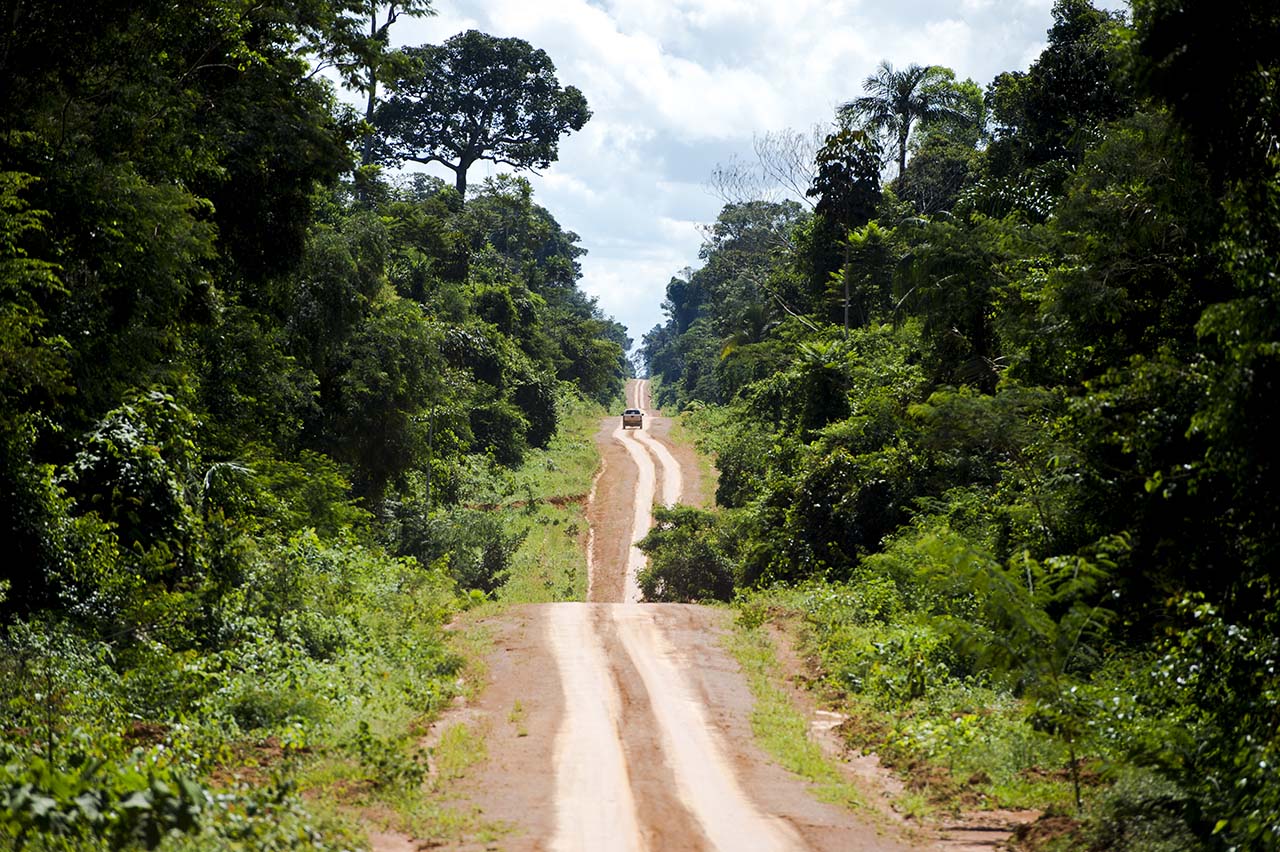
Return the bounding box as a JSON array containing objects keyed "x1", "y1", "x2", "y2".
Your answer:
[
  {"x1": 708, "y1": 125, "x2": 827, "y2": 208},
  {"x1": 303, "y1": 1, "x2": 437, "y2": 167},
  {"x1": 1136, "y1": 0, "x2": 1280, "y2": 186},
  {"x1": 808, "y1": 127, "x2": 882, "y2": 229},
  {"x1": 843, "y1": 62, "x2": 970, "y2": 178},
  {"x1": 0, "y1": 173, "x2": 69, "y2": 418},
  {"x1": 375, "y1": 30, "x2": 590, "y2": 199},
  {"x1": 807, "y1": 126, "x2": 883, "y2": 330},
  {"x1": 896, "y1": 74, "x2": 985, "y2": 214},
  {"x1": 356, "y1": 3, "x2": 436, "y2": 166},
  {"x1": 985, "y1": 0, "x2": 1132, "y2": 178}
]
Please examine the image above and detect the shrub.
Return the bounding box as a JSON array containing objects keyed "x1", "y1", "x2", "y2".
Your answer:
[
  {"x1": 637, "y1": 506, "x2": 735, "y2": 602},
  {"x1": 1084, "y1": 769, "x2": 1199, "y2": 852},
  {"x1": 390, "y1": 505, "x2": 524, "y2": 593}
]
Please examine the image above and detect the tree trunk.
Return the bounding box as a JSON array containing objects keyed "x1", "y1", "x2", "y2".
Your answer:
[
  {"x1": 455, "y1": 165, "x2": 468, "y2": 199},
  {"x1": 898, "y1": 124, "x2": 909, "y2": 178},
  {"x1": 361, "y1": 83, "x2": 378, "y2": 167},
  {"x1": 360, "y1": 6, "x2": 380, "y2": 168}
]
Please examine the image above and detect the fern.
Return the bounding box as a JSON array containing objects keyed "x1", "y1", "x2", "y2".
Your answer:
[{"x1": 924, "y1": 532, "x2": 1129, "y2": 809}]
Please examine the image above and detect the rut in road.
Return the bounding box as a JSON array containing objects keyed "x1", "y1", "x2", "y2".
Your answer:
[
  {"x1": 438, "y1": 379, "x2": 920, "y2": 852},
  {"x1": 546, "y1": 603, "x2": 808, "y2": 852}
]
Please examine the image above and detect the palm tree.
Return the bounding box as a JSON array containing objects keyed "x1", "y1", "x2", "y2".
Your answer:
[
  {"x1": 794, "y1": 339, "x2": 848, "y2": 432},
  {"x1": 843, "y1": 61, "x2": 969, "y2": 178},
  {"x1": 720, "y1": 302, "x2": 779, "y2": 359}
]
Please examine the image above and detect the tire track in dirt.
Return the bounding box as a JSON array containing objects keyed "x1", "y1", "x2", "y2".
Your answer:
[
  {"x1": 632, "y1": 380, "x2": 681, "y2": 510},
  {"x1": 613, "y1": 414, "x2": 658, "y2": 603},
  {"x1": 545, "y1": 604, "x2": 641, "y2": 851},
  {"x1": 591, "y1": 377, "x2": 677, "y2": 603},
  {"x1": 610, "y1": 605, "x2": 805, "y2": 851}
]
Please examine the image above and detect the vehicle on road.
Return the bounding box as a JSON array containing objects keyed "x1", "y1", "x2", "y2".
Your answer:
[{"x1": 622, "y1": 408, "x2": 643, "y2": 429}]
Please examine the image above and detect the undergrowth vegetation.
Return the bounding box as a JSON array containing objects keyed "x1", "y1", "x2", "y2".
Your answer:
[
  {"x1": 0, "y1": 534, "x2": 462, "y2": 849},
  {"x1": 0, "y1": 385, "x2": 606, "y2": 850}
]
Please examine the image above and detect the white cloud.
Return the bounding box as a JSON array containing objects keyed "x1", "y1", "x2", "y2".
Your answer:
[{"x1": 539, "y1": 171, "x2": 602, "y2": 204}]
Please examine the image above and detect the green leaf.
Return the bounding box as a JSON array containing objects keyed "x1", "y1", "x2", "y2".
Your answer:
[{"x1": 120, "y1": 790, "x2": 153, "y2": 811}]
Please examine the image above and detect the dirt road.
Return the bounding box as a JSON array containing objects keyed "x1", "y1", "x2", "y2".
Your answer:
[
  {"x1": 592, "y1": 379, "x2": 682, "y2": 602},
  {"x1": 441, "y1": 379, "x2": 919, "y2": 851}
]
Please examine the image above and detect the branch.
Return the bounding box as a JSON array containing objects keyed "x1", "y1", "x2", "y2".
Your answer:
[
  {"x1": 488, "y1": 156, "x2": 540, "y2": 173},
  {"x1": 707, "y1": 154, "x2": 776, "y2": 206},
  {"x1": 407, "y1": 154, "x2": 458, "y2": 172},
  {"x1": 754, "y1": 126, "x2": 824, "y2": 209}
]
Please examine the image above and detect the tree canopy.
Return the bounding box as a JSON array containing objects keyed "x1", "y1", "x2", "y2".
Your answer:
[
  {"x1": 641, "y1": 1, "x2": 1280, "y2": 845},
  {"x1": 375, "y1": 29, "x2": 591, "y2": 198},
  {"x1": 0, "y1": 7, "x2": 624, "y2": 844}
]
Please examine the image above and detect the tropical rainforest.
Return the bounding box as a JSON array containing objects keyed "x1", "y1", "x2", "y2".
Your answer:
[
  {"x1": 0, "y1": 0, "x2": 625, "y2": 847},
  {"x1": 2, "y1": 0, "x2": 1279, "y2": 848},
  {"x1": 639, "y1": 0, "x2": 1280, "y2": 848}
]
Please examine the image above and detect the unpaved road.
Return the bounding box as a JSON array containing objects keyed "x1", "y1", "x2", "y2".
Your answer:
[
  {"x1": 436, "y1": 380, "x2": 921, "y2": 851},
  {"x1": 593, "y1": 379, "x2": 682, "y2": 602}
]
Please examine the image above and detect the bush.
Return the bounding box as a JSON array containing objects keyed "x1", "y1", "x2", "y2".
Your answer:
[
  {"x1": 637, "y1": 506, "x2": 735, "y2": 602},
  {"x1": 0, "y1": 748, "x2": 206, "y2": 850},
  {"x1": 1084, "y1": 769, "x2": 1199, "y2": 852},
  {"x1": 390, "y1": 505, "x2": 524, "y2": 594},
  {"x1": 0, "y1": 743, "x2": 349, "y2": 851}
]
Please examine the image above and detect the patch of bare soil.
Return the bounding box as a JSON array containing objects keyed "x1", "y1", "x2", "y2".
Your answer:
[
  {"x1": 366, "y1": 830, "x2": 420, "y2": 852},
  {"x1": 1011, "y1": 814, "x2": 1083, "y2": 850},
  {"x1": 421, "y1": 606, "x2": 566, "y2": 852},
  {"x1": 209, "y1": 735, "x2": 304, "y2": 789}
]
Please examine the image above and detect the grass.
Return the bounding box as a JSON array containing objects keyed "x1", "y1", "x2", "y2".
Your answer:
[
  {"x1": 297, "y1": 614, "x2": 500, "y2": 846},
  {"x1": 725, "y1": 616, "x2": 868, "y2": 810},
  {"x1": 431, "y1": 722, "x2": 488, "y2": 786},
  {"x1": 508, "y1": 699, "x2": 529, "y2": 737},
  {"x1": 500, "y1": 392, "x2": 605, "y2": 603},
  {"x1": 736, "y1": 585, "x2": 1086, "y2": 825},
  {"x1": 894, "y1": 790, "x2": 934, "y2": 822},
  {"x1": 509, "y1": 394, "x2": 605, "y2": 502},
  {"x1": 447, "y1": 614, "x2": 495, "y2": 702},
  {"x1": 500, "y1": 501, "x2": 590, "y2": 603}
]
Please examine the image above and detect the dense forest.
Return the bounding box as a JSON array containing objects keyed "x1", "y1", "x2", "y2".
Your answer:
[
  {"x1": 0, "y1": 1, "x2": 624, "y2": 847},
  {"x1": 5, "y1": 0, "x2": 1280, "y2": 848},
  {"x1": 639, "y1": 0, "x2": 1280, "y2": 848}
]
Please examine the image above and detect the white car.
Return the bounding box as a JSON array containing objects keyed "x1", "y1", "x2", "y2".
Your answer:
[{"x1": 622, "y1": 408, "x2": 643, "y2": 429}]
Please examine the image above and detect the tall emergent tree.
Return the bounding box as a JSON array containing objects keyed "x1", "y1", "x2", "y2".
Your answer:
[
  {"x1": 843, "y1": 61, "x2": 970, "y2": 177},
  {"x1": 375, "y1": 30, "x2": 591, "y2": 198}
]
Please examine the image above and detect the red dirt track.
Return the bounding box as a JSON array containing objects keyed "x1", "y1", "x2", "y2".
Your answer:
[{"x1": 417, "y1": 380, "x2": 928, "y2": 851}]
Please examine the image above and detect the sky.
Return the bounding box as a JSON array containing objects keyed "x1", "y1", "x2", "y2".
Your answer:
[{"x1": 371, "y1": 0, "x2": 1129, "y2": 350}]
